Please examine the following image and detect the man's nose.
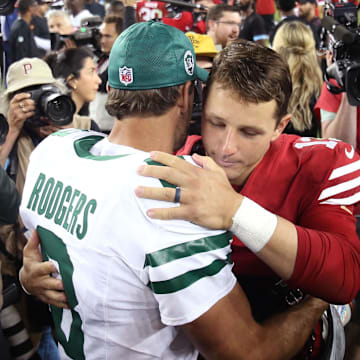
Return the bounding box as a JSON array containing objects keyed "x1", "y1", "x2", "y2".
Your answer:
[{"x1": 222, "y1": 129, "x2": 237, "y2": 155}]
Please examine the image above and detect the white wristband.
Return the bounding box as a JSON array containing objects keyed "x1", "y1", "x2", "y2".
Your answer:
[{"x1": 230, "y1": 197, "x2": 277, "y2": 253}]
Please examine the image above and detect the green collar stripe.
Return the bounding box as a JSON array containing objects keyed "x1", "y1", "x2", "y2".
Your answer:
[
  {"x1": 144, "y1": 231, "x2": 232, "y2": 268},
  {"x1": 149, "y1": 256, "x2": 230, "y2": 294},
  {"x1": 73, "y1": 135, "x2": 130, "y2": 161},
  {"x1": 144, "y1": 157, "x2": 185, "y2": 189}
]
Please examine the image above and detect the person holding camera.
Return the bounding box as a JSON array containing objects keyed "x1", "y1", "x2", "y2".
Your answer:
[{"x1": 0, "y1": 56, "x2": 98, "y2": 195}]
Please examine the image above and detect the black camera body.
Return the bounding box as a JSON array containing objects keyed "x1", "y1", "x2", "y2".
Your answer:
[
  {"x1": 50, "y1": 16, "x2": 102, "y2": 55},
  {"x1": 0, "y1": 84, "x2": 75, "y2": 145},
  {"x1": 25, "y1": 84, "x2": 76, "y2": 127},
  {"x1": 322, "y1": 0, "x2": 360, "y2": 106}
]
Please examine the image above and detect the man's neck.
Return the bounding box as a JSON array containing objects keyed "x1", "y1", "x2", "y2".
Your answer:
[
  {"x1": 242, "y1": 7, "x2": 253, "y2": 17},
  {"x1": 20, "y1": 13, "x2": 32, "y2": 24},
  {"x1": 108, "y1": 112, "x2": 178, "y2": 154},
  {"x1": 207, "y1": 30, "x2": 218, "y2": 46},
  {"x1": 280, "y1": 10, "x2": 295, "y2": 18},
  {"x1": 305, "y1": 12, "x2": 315, "y2": 22}
]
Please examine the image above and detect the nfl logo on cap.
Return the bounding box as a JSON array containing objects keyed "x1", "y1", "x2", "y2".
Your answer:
[{"x1": 119, "y1": 66, "x2": 133, "y2": 86}]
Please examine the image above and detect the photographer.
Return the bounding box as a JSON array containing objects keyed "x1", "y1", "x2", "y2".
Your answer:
[{"x1": 0, "y1": 56, "x2": 99, "y2": 194}]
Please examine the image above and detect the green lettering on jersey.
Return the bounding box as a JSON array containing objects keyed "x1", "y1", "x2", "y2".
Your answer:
[
  {"x1": 54, "y1": 186, "x2": 72, "y2": 226},
  {"x1": 63, "y1": 189, "x2": 80, "y2": 231},
  {"x1": 45, "y1": 181, "x2": 64, "y2": 220},
  {"x1": 77, "y1": 199, "x2": 97, "y2": 240},
  {"x1": 38, "y1": 178, "x2": 55, "y2": 215},
  {"x1": 69, "y1": 194, "x2": 87, "y2": 235},
  {"x1": 27, "y1": 173, "x2": 46, "y2": 211}
]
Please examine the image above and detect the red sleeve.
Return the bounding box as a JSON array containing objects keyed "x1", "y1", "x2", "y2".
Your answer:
[
  {"x1": 288, "y1": 205, "x2": 360, "y2": 304},
  {"x1": 288, "y1": 141, "x2": 360, "y2": 303}
]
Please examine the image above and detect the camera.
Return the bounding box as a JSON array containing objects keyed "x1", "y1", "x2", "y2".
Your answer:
[
  {"x1": 50, "y1": 16, "x2": 102, "y2": 56},
  {"x1": 321, "y1": 0, "x2": 360, "y2": 106},
  {"x1": 0, "y1": 84, "x2": 75, "y2": 144},
  {"x1": 24, "y1": 84, "x2": 76, "y2": 127}
]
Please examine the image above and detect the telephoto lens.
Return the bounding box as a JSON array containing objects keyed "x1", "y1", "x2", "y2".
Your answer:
[
  {"x1": 27, "y1": 84, "x2": 76, "y2": 127},
  {"x1": 41, "y1": 92, "x2": 76, "y2": 126}
]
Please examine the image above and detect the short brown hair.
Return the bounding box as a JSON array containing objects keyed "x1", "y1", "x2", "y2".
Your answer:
[
  {"x1": 206, "y1": 4, "x2": 240, "y2": 28},
  {"x1": 104, "y1": 15, "x2": 123, "y2": 36},
  {"x1": 205, "y1": 39, "x2": 292, "y2": 124},
  {"x1": 105, "y1": 85, "x2": 182, "y2": 120}
]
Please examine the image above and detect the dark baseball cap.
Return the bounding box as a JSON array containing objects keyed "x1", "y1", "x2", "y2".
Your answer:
[{"x1": 108, "y1": 21, "x2": 209, "y2": 90}]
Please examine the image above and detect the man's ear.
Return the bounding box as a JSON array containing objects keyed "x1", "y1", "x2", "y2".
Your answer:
[
  {"x1": 271, "y1": 114, "x2": 291, "y2": 141},
  {"x1": 177, "y1": 81, "x2": 193, "y2": 114},
  {"x1": 207, "y1": 19, "x2": 216, "y2": 32}
]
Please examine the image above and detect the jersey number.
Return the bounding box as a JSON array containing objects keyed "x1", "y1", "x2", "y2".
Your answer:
[
  {"x1": 139, "y1": 7, "x2": 163, "y2": 21},
  {"x1": 294, "y1": 138, "x2": 339, "y2": 150},
  {"x1": 38, "y1": 226, "x2": 85, "y2": 360}
]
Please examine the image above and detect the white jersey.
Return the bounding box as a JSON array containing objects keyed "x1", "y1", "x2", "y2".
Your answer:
[{"x1": 20, "y1": 129, "x2": 236, "y2": 360}]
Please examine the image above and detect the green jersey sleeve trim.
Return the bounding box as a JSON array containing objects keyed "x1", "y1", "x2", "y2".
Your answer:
[
  {"x1": 144, "y1": 231, "x2": 233, "y2": 268},
  {"x1": 148, "y1": 255, "x2": 231, "y2": 294},
  {"x1": 144, "y1": 157, "x2": 185, "y2": 188},
  {"x1": 73, "y1": 135, "x2": 130, "y2": 161}
]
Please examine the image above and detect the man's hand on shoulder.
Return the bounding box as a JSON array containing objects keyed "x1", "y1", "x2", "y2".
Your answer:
[
  {"x1": 20, "y1": 229, "x2": 69, "y2": 309},
  {"x1": 135, "y1": 151, "x2": 243, "y2": 230}
]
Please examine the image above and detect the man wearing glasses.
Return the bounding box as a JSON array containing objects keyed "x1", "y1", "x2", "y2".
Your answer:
[{"x1": 206, "y1": 4, "x2": 241, "y2": 49}]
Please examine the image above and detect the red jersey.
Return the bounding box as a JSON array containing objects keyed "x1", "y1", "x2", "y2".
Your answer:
[
  {"x1": 162, "y1": 11, "x2": 194, "y2": 32},
  {"x1": 179, "y1": 134, "x2": 360, "y2": 304},
  {"x1": 255, "y1": 0, "x2": 275, "y2": 15},
  {"x1": 314, "y1": 82, "x2": 360, "y2": 155},
  {"x1": 136, "y1": 1, "x2": 168, "y2": 22}
]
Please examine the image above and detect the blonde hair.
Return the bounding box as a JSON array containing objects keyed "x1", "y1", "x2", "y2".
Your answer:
[{"x1": 273, "y1": 21, "x2": 323, "y2": 132}]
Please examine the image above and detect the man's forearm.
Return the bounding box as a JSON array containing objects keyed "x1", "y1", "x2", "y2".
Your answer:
[
  {"x1": 322, "y1": 95, "x2": 357, "y2": 148},
  {"x1": 229, "y1": 197, "x2": 297, "y2": 280},
  {"x1": 258, "y1": 297, "x2": 328, "y2": 360}
]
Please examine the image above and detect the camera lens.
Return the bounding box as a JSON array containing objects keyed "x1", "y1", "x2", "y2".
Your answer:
[
  {"x1": 346, "y1": 63, "x2": 360, "y2": 106},
  {"x1": 42, "y1": 94, "x2": 76, "y2": 126}
]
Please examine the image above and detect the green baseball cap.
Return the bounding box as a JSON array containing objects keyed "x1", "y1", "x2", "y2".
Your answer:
[{"x1": 108, "y1": 21, "x2": 209, "y2": 90}]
